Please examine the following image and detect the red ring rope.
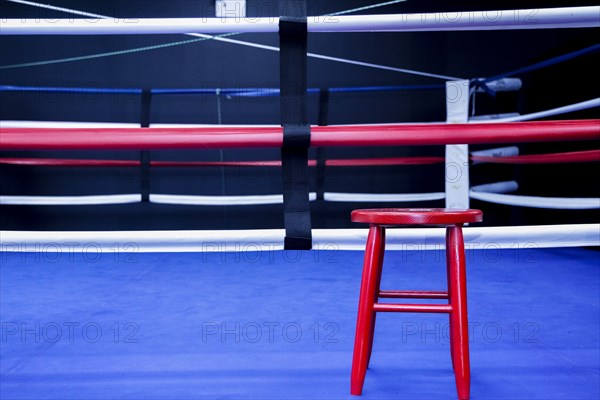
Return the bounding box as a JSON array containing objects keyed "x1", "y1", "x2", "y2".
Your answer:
[
  {"x1": 1, "y1": 120, "x2": 598, "y2": 150},
  {"x1": 0, "y1": 157, "x2": 445, "y2": 168},
  {"x1": 325, "y1": 157, "x2": 444, "y2": 166},
  {"x1": 0, "y1": 158, "x2": 139, "y2": 167}
]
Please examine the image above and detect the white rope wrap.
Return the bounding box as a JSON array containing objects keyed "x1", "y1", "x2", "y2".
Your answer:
[{"x1": 470, "y1": 146, "x2": 520, "y2": 164}]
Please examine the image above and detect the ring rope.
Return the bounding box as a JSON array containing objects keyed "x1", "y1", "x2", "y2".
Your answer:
[
  {"x1": 477, "y1": 43, "x2": 600, "y2": 84},
  {"x1": 5, "y1": 0, "x2": 108, "y2": 19},
  {"x1": 5, "y1": 0, "x2": 408, "y2": 20},
  {"x1": 0, "y1": 194, "x2": 141, "y2": 206},
  {"x1": 3, "y1": 150, "x2": 599, "y2": 168},
  {"x1": 1, "y1": 224, "x2": 598, "y2": 251},
  {"x1": 471, "y1": 98, "x2": 599, "y2": 123},
  {"x1": 0, "y1": 33, "x2": 236, "y2": 70},
  {"x1": 0, "y1": 84, "x2": 448, "y2": 96},
  {"x1": 3, "y1": 7, "x2": 598, "y2": 35},
  {"x1": 2, "y1": 191, "x2": 597, "y2": 208},
  {"x1": 0, "y1": 84, "x2": 447, "y2": 96},
  {"x1": 0, "y1": 157, "x2": 447, "y2": 168},
  {"x1": 470, "y1": 191, "x2": 600, "y2": 210},
  {"x1": 2, "y1": 120, "x2": 598, "y2": 150},
  {"x1": 0, "y1": 192, "x2": 447, "y2": 206}
]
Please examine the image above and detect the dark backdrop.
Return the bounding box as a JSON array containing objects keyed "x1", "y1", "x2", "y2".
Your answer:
[{"x1": 1, "y1": 0, "x2": 598, "y2": 230}]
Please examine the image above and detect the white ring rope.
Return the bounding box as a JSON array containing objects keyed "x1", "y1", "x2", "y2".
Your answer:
[
  {"x1": 470, "y1": 182, "x2": 600, "y2": 210},
  {"x1": 1, "y1": 224, "x2": 598, "y2": 251},
  {"x1": 151, "y1": 193, "x2": 318, "y2": 206},
  {"x1": 5, "y1": 0, "x2": 408, "y2": 20},
  {"x1": 2, "y1": 179, "x2": 595, "y2": 209},
  {"x1": 471, "y1": 98, "x2": 600, "y2": 123},
  {"x1": 2, "y1": 7, "x2": 599, "y2": 35},
  {"x1": 323, "y1": 192, "x2": 445, "y2": 202},
  {"x1": 6, "y1": 189, "x2": 598, "y2": 209},
  {"x1": 0, "y1": 121, "x2": 142, "y2": 128},
  {"x1": 0, "y1": 194, "x2": 141, "y2": 206},
  {"x1": 0, "y1": 192, "x2": 446, "y2": 206}
]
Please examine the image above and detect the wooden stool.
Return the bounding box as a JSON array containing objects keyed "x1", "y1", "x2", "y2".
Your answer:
[{"x1": 350, "y1": 208, "x2": 483, "y2": 400}]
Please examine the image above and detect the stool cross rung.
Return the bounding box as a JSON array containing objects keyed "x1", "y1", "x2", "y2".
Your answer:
[
  {"x1": 378, "y1": 290, "x2": 449, "y2": 299},
  {"x1": 372, "y1": 303, "x2": 453, "y2": 313}
]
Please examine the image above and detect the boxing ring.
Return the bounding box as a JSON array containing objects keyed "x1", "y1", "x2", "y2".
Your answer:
[{"x1": 1, "y1": 2, "x2": 599, "y2": 399}]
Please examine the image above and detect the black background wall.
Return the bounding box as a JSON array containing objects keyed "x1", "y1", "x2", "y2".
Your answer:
[{"x1": 0, "y1": 0, "x2": 598, "y2": 230}]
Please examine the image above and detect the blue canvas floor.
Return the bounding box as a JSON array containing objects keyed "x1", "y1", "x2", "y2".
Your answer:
[{"x1": 1, "y1": 247, "x2": 599, "y2": 399}]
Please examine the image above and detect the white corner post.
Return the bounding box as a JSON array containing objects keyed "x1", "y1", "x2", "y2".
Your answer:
[{"x1": 445, "y1": 80, "x2": 471, "y2": 209}]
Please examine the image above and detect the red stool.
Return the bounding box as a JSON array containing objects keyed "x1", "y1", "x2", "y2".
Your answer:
[{"x1": 350, "y1": 208, "x2": 483, "y2": 400}]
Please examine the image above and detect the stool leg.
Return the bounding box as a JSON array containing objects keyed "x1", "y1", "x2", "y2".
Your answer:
[
  {"x1": 366, "y1": 227, "x2": 385, "y2": 368},
  {"x1": 446, "y1": 230, "x2": 455, "y2": 371},
  {"x1": 447, "y1": 225, "x2": 470, "y2": 400},
  {"x1": 351, "y1": 225, "x2": 385, "y2": 395}
]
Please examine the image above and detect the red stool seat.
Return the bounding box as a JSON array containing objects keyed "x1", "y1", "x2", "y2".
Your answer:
[
  {"x1": 350, "y1": 208, "x2": 482, "y2": 400},
  {"x1": 351, "y1": 208, "x2": 483, "y2": 225}
]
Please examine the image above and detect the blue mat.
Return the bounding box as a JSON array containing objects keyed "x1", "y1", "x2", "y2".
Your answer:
[{"x1": 1, "y1": 247, "x2": 599, "y2": 399}]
